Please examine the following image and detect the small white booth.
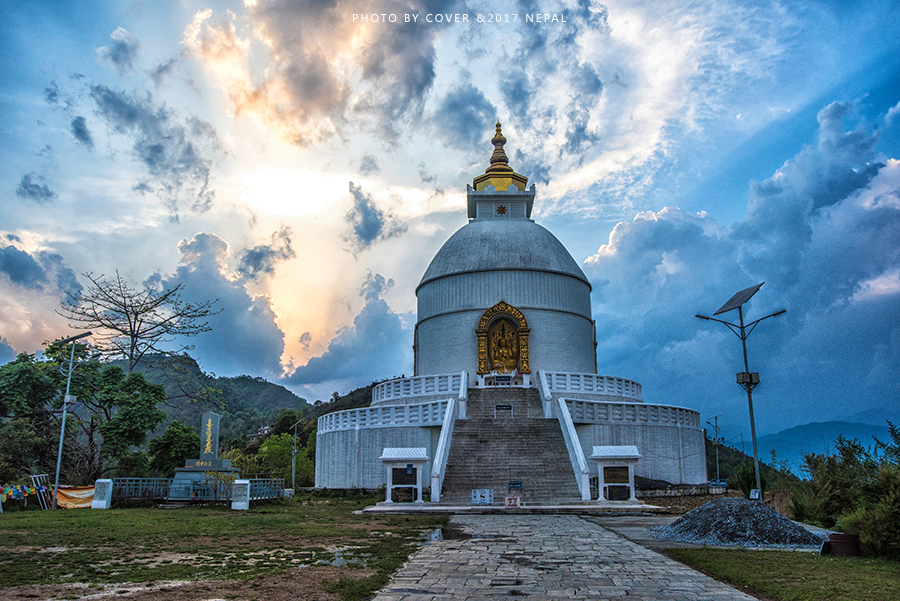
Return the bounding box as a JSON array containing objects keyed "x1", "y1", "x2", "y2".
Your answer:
[
  {"x1": 380, "y1": 447, "x2": 429, "y2": 504},
  {"x1": 590, "y1": 445, "x2": 641, "y2": 502}
]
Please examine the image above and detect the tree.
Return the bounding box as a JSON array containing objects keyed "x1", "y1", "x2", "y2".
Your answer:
[
  {"x1": 58, "y1": 271, "x2": 219, "y2": 373},
  {"x1": 0, "y1": 342, "x2": 167, "y2": 484},
  {"x1": 149, "y1": 420, "x2": 200, "y2": 477}
]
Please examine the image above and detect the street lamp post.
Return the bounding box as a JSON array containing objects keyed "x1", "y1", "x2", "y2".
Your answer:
[
  {"x1": 696, "y1": 282, "x2": 785, "y2": 497},
  {"x1": 291, "y1": 419, "x2": 304, "y2": 491},
  {"x1": 706, "y1": 414, "x2": 723, "y2": 481},
  {"x1": 49, "y1": 331, "x2": 92, "y2": 509}
]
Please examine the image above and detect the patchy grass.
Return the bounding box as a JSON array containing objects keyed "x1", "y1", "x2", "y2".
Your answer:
[
  {"x1": 0, "y1": 493, "x2": 447, "y2": 601},
  {"x1": 665, "y1": 547, "x2": 900, "y2": 601}
]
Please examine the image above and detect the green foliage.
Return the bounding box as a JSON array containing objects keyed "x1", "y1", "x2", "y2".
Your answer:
[
  {"x1": 837, "y1": 464, "x2": 900, "y2": 558},
  {"x1": 665, "y1": 547, "x2": 900, "y2": 601},
  {"x1": 149, "y1": 420, "x2": 201, "y2": 477},
  {"x1": 789, "y1": 427, "x2": 900, "y2": 558},
  {"x1": 115, "y1": 450, "x2": 150, "y2": 478},
  {"x1": 730, "y1": 458, "x2": 767, "y2": 499},
  {"x1": 0, "y1": 342, "x2": 168, "y2": 484},
  {"x1": 875, "y1": 421, "x2": 900, "y2": 466}
]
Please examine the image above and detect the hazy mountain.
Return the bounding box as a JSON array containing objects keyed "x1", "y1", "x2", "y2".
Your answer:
[{"x1": 756, "y1": 421, "x2": 892, "y2": 475}]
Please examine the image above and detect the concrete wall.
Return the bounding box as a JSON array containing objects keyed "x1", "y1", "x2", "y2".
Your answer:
[
  {"x1": 315, "y1": 425, "x2": 441, "y2": 489},
  {"x1": 416, "y1": 309, "x2": 595, "y2": 376},
  {"x1": 575, "y1": 423, "x2": 708, "y2": 485}
]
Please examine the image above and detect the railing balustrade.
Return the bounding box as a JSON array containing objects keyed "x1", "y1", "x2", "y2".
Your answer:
[
  {"x1": 563, "y1": 399, "x2": 700, "y2": 427},
  {"x1": 556, "y1": 398, "x2": 591, "y2": 500},
  {"x1": 318, "y1": 400, "x2": 450, "y2": 433},
  {"x1": 430, "y1": 397, "x2": 457, "y2": 502},
  {"x1": 544, "y1": 372, "x2": 642, "y2": 401},
  {"x1": 110, "y1": 477, "x2": 284, "y2": 503},
  {"x1": 371, "y1": 373, "x2": 463, "y2": 404}
]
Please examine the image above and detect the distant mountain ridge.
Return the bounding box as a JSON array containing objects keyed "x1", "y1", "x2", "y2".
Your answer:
[
  {"x1": 756, "y1": 420, "x2": 892, "y2": 474},
  {"x1": 131, "y1": 354, "x2": 312, "y2": 442}
]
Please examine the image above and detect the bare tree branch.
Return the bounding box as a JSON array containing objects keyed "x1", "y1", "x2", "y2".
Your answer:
[{"x1": 57, "y1": 271, "x2": 220, "y2": 372}]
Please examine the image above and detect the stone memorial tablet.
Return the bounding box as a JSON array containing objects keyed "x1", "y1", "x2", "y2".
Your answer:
[{"x1": 92, "y1": 479, "x2": 113, "y2": 509}]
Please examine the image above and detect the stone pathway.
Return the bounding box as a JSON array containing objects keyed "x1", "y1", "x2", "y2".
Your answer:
[{"x1": 372, "y1": 515, "x2": 758, "y2": 601}]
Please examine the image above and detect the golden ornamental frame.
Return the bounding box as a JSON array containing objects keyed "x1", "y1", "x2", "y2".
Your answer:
[{"x1": 476, "y1": 300, "x2": 530, "y2": 374}]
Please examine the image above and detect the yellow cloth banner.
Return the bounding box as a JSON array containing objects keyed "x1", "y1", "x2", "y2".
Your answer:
[{"x1": 56, "y1": 486, "x2": 95, "y2": 509}]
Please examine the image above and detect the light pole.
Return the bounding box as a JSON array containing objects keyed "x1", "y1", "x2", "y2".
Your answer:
[
  {"x1": 706, "y1": 414, "x2": 722, "y2": 481},
  {"x1": 291, "y1": 419, "x2": 304, "y2": 491},
  {"x1": 696, "y1": 282, "x2": 785, "y2": 497},
  {"x1": 49, "y1": 331, "x2": 92, "y2": 509}
]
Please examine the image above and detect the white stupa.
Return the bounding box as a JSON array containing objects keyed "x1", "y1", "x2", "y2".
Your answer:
[{"x1": 316, "y1": 124, "x2": 707, "y2": 503}]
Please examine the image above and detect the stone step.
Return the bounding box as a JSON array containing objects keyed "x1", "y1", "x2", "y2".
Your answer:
[{"x1": 439, "y1": 387, "x2": 581, "y2": 504}]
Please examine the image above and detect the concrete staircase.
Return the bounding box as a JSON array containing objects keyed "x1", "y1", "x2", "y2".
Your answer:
[{"x1": 438, "y1": 387, "x2": 582, "y2": 504}]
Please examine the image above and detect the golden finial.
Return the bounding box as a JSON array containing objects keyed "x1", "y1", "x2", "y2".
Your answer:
[
  {"x1": 486, "y1": 122, "x2": 513, "y2": 174},
  {"x1": 473, "y1": 121, "x2": 528, "y2": 191}
]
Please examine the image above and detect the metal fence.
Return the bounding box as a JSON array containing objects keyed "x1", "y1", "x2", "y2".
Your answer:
[{"x1": 111, "y1": 478, "x2": 284, "y2": 503}]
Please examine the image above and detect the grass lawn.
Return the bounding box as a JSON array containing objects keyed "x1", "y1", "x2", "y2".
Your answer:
[
  {"x1": 665, "y1": 547, "x2": 900, "y2": 601},
  {"x1": 0, "y1": 492, "x2": 447, "y2": 601}
]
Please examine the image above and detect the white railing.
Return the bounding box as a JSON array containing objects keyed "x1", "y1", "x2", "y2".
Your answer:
[
  {"x1": 544, "y1": 372, "x2": 642, "y2": 401},
  {"x1": 430, "y1": 397, "x2": 457, "y2": 502},
  {"x1": 458, "y1": 370, "x2": 468, "y2": 418},
  {"x1": 556, "y1": 398, "x2": 591, "y2": 501},
  {"x1": 318, "y1": 400, "x2": 449, "y2": 433},
  {"x1": 537, "y1": 370, "x2": 553, "y2": 418},
  {"x1": 563, "y1": 399, "x2": 701, "y2": 428},
  {"x1": 371, "y1": 373, "x2": 464, "y2": 404}
]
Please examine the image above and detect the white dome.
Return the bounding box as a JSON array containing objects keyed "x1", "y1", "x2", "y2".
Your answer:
[{"x1": 417, "y1": 219, "x2": 590, "y2": 292}]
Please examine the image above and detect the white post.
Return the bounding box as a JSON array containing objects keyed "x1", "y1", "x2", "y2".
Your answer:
[
  {"x1": 415, "y1": 465, "x2": 424, "y2": 504},
  {"x1": 384, "y1": 464, "x2": 393, "y2": 503},
  {"x1": 628, "y1": 464, "x2": 638, "y2": 502},
  {"x1": 598, "y1": 463, "x2": 606, "y2": 502}
]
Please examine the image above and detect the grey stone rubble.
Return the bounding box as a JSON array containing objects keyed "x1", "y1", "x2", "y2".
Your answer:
[
  {"x1": 651, "y1": 497, "x2": 826, "y2": 548},
  {"x1": 373, "y1": 514, "x2": 758, "y2": 601}
]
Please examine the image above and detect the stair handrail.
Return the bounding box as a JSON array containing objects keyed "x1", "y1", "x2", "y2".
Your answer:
[
  {"x1": 556, "y1": 397, "x2": 591, "y2": 500},
  {"x1": 458, "y1": 370, "x2": 468, "y2": 419},
  {"x1": 430, "y1": 396, "x2": 457, "y2": 503},
  {"x1": 537, "y1": 369, "x2": 553, "y2": 418}
]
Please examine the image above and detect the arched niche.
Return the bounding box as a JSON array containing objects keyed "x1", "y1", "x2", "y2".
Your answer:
[{"x1": 476, "y1": 300, "x2": 531, "y2": 374}]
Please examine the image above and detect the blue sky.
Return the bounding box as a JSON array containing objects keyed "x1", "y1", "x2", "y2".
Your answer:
[{"x1": 1, "y1": 0, "x2": 898, "y2": 452}]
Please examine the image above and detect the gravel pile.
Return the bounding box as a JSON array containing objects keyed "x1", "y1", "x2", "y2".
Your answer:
[{"x1": 652, "y1": 497, "x2": 825, "y2": 548}]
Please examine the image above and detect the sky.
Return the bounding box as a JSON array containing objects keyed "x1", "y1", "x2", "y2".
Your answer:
[{"x1": 1, "y1": 0, "x2": 898, "y2": 448}]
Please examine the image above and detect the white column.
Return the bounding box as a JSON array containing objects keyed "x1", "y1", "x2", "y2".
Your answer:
[
  {"x1": 385, "y1": 464, "x2": 393, "y2": 503},
  {"x1": 628, "y1": 463, "x2": 638, "y2": 502},
  {"x1": 415, "y1": 465, "x2": 424, "y2": 504},
  {"x1": 598, "y1": 463, "x2": 606, "y2": 501}
]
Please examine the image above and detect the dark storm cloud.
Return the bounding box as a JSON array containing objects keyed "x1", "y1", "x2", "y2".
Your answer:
[
  {"x1": 15, "y1": 173, "x2": 57, "y2": 203},
  {"x1": 89, "y1": 85, "x2": 221, "y2": 219},
  {"x1": 96, "y1": 27, "x2": 140, "y2": 74},
  {"x1": 188, "y1": 0, "x2": 463, "y2": 146},
  {"x1": 342, "y1": 182, "x2": 407, "y2": 254},
  {"x1": 0, "y1": 245, "x2": 81, "y2": 296},
  {"x1": 432, "y1": 83, "x2": 495, "y2": 150},
  {"x1": 44, "y1": 82, "x2": 60, "y2": 105},
  {"x1": 162, "y1": 233, "x2": 286, "y2": 378},
  {"x1": 0, "y1": 338, "x2": 15, "y2": 365},
  {"x1": 299, "y1": 332, "x2": 312, "y2": 351},
  {"x1": 0, "y1": 246, "x2": 46, "y2": 289},
  {"x1": 584, "y1": 99, "x2": 900, "y2": 435},
  {"x1": 237, "y1": 226, "x2": 297, "y2": 281},
  {"x1": 359, "y1": 154, "x2": 380, "y2": 176},
  {"x1": 285, "y1": 273, "x2": 412, "y2": 386},
  {"x1": 360, "y1": 271, "x2": 394, "y2": 302},
  {"x1": 150, "y1": 54, "x2": 183, "y2": 87},
  {"x1": 70, "y1": 116, "x2": 94, "y2": 149}
]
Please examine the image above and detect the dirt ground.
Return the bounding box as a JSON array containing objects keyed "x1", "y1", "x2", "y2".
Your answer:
[{"x1": 1, "y1": 566, "x2": 372, "y2": 601}]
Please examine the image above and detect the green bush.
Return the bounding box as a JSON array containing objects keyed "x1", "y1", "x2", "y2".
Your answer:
[
  {"x1": 730, "y1": 459, "x2": 766, "y2": 499},
  {"x1": 838, "y1": 461, "x2": 900, "y2": 557}
]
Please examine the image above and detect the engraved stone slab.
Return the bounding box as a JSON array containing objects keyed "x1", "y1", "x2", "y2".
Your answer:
[
  {"x1": 200, "y1": 412, "x2": 221, "y2": 461},
  {"x1": 232, "y1": 479, "x2": 250, "y2": 510},
  {"x1": 92, "y1": 479, "x2": 113, "y2": 509}
]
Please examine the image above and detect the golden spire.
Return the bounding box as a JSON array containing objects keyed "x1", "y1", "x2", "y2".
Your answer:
[{"x1": 473, "y1": 122, "x2": 528, "y2": 191}]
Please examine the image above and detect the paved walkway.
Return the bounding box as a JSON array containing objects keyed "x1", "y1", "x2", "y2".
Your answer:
[{"x1": 372, "y1": 514, "x2": 758, "y2": 601}]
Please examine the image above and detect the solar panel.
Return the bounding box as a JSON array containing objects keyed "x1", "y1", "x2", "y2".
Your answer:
[{"x1": 714, "y1": 282, "x2": 764, "y2": 315}]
